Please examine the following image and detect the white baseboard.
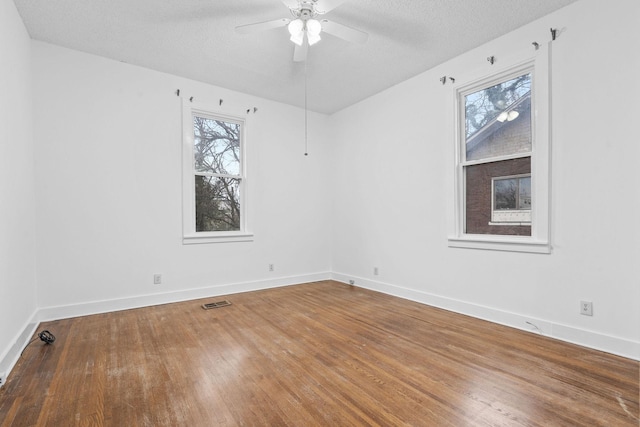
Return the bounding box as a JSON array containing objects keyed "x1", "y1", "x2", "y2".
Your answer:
[
  {"x1": 331, "y1": 272, "x2": 640, "y2": 361},
  {"x1": 0, "y1": 314, "x2": 39, "y2": 388},
  {"x1": 36, "y1": 272, "x2": 332, "y2": 322}
]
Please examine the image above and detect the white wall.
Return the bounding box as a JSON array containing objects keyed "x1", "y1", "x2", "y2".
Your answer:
[
  {"x1": 330, "y1": 0, "x2": 640, "y2": 359},
  {"x1": 31, "y1": 42, "x2": 332, "y2": 315},
  {"x1": 0, "y1": 0, "x2": 38, "y2": 373}
]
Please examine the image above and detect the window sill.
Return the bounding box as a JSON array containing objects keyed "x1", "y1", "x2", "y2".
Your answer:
[
  {"x1": 183, "y1": 232, "x2": 254, "y2": 245},
  {"x1": 488, "y1": 222, "x2": 531, "y2": 226},
  {"x1": 448, "y1": 235, "x2": 550, "y2": 254}
]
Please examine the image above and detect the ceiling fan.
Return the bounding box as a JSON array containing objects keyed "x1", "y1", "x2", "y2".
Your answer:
[{"x1": 235, "y1": 0, "x2": 368, "y2": 62}]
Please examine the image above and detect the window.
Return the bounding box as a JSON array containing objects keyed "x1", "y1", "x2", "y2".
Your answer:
[
  {"x1": 182, "y1": 100, "x2": 252, "y2": 244},
  {"x1": 491, "y1": 174, "x2": 531, "y2": 224},
  {"x1": 449, "y1": 47, "x2": 551, "y2": 253},
  {"x1": 463, "y1": 71, "x2": 532, "y2": 237}
]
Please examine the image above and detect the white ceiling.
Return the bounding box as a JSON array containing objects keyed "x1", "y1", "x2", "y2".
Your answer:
[{"x1": 14, "y1": 0, "x2": 578, "y2": 114}]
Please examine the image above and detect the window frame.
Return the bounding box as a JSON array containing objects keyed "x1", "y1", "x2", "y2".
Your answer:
[
  {"x1": 182, "y1": 99, "x2": 253, "y2": 244},
  {"x1": 448, "y1": 46, "x2": 552, "y2": 254}
]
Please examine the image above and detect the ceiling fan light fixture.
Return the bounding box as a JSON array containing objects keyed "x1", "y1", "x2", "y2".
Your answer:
[
  {"x1": 306, "y1": 19, "x2": 322, "y2": 36},
  {"x1": 306, "y1": 18, "x2": 322, "y2": 45},
  {"x1": 290, "y1": 31, "x2": 304, "y2": 46},
  {"x1": 288, "y1": 19, "x2": 304, "y2": 37},
  {"x1": 289, "y1": 17, "x2": 323, "y2": 46},
  {"x1": 307, "y1": 32, "x2": 321, "y2": 46}
]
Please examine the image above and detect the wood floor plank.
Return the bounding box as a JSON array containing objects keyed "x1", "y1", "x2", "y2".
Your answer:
[{"x1": 0, "y1": 281, "x2": 637, "y2": 426}]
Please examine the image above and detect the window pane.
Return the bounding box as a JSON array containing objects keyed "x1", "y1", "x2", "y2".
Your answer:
[
  {"x1": 195, "y1": 176, "x2": 241, "y2": 232},
  {"x1": 465, "y1": 157, "x2": 531, "y2": 236},
  {"x1": 465, "y1": 73, "x2": 531, "y2": 161},
  {"x1": 494, "y1": 179, "x2": 518, "y2": 210},
  {"x1": 518, "y1": 177, "x2": 531, "y2": 209},
  {"x1": 193, "y1": 116, "x2": 240, "y2": 176}
]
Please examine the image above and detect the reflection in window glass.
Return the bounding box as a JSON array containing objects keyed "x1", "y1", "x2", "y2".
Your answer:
[
  {"x1": 465, "y1": 73, "x2": 532, "y2": 161},
  {"x1": 518, "y1": 177, "x2": 531, "y2": 209},
  {"x1": 494, "y1": 176, "x2": 531, "y2": 212},
  {"x1": 494, "y1": 179, "x2": 518, "y2": 210}
]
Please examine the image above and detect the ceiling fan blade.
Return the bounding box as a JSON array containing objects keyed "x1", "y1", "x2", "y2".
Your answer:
[
  {"x1": 281, "y1": 0, "x2": 299, "y2": 9},
  {"x1": 235, "y1": 18, "x2": 289, "y2": 34},
  {"x1": 314, "y1": 0, "x2": 347, "y2": 14},
  {"x1": 293, "y1": 41, "x2": 308, "y2": 62},
  {"x1": 321, "y1": 20, "x2": 368, "y2": 44}
]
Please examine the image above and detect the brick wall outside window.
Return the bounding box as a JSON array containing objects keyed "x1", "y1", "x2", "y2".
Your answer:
[{"x1": 465, "y1": 157, "x2": 531, "y2": 236}]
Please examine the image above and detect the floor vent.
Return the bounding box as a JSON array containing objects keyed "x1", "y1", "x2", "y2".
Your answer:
[{"x1": 202, "y1": 300, "x2": 232, "y2": 310}]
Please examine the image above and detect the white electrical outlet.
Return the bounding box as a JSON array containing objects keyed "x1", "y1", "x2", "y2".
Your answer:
[
  {"x1": 269, "y1": 264, "x2": 274, "y2": 272},
  {"x1": 373, "y1": 267, "x2": 379, "y2": 276},
  {"x1": 153, "y1": 274, "x2": 162, "y2": 285},
  {"x1": 580, "y1": 301, "x2": 593, "y2": 316}
]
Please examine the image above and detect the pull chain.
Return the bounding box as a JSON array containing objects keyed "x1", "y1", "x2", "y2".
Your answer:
[{"x1": 304, "y1": 59, "x2": 308, "y2": 156}]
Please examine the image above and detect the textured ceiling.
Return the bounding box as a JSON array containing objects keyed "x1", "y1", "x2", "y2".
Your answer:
[{"x1": 14, "y1": 0, "x2": 578, "y2": 114}]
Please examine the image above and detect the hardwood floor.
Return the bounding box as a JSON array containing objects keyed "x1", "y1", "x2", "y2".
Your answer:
[{"x1": 1, "y1": 281, "x2": 638, "y2": 426}]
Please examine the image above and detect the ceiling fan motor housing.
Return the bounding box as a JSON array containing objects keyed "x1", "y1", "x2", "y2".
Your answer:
[{"x1": 295, "y1": 1, "x2": 320, "y2": 20}]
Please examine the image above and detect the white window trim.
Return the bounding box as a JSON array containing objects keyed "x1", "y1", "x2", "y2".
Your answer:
[
  {"x1": 448, "y1": 44, "x2": 552, "y2": 254},
  {"x1": 182, "y1": 99, "x2": 253, "y2": 244}
]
